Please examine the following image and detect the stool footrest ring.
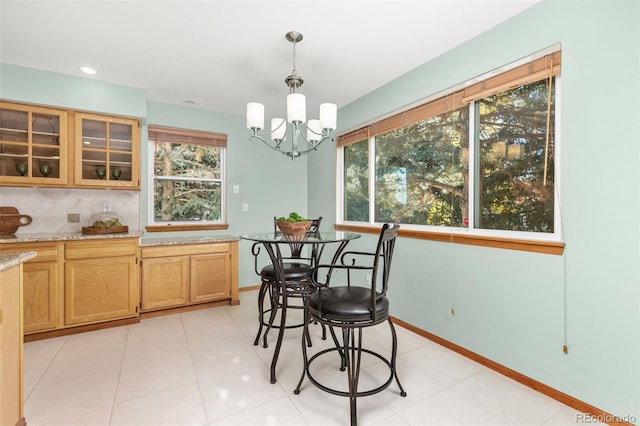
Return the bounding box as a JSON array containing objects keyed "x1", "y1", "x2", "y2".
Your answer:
[{"x1": 304, "y1": 346, "x2": 394, "y2": 398}]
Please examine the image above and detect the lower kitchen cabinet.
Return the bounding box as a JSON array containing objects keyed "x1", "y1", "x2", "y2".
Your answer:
[
  {"x1": 140, "y1": 255, "x2": 190, "y2": 310},
  {"x1": 140, "y1": 241, "x2": 238, "y2": 312},
  {"x1": 0, "y1": 242, "x2": 62, "y2": 333},
  {"x1": 64, "y1": 238, "x2": 139, "y2": 326},
  {"x1": 23, "y1": 261, "x2": 59, "y2": 332},
  {"x1": 0, "y1": 260, "x2": 27, "y2": 426},
  {"x1": 0, "y1": 236, "x2": 239, "y2": 336},
  {"x1": 190, "y1": 252, "x2": 231, "y2": 303}
]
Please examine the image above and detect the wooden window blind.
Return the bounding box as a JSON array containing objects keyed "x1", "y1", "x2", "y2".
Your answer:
[
  {"x1": 148, "y1": 125, "x2": 227, "y2": 147},
  {"x1": 337, "y1": 127, "x2": 370, "y2": 148},
  {"x1": 339, "y1": 50, "x2": 561, "y2": 142}
]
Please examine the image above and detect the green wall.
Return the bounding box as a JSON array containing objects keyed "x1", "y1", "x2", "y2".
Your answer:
[
  {"x1": 0, "y1": 63, "x2": 147, "y2": 117},
  {"x1": 309, "y1": 0, "x2": 639, "y2": 419}
]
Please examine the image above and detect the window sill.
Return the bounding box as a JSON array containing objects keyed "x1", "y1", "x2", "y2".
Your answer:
[
  {"x1": 145, "y1": 223, "x2": 229, "y2": 233},
  {"x1": 334, "y1": 224, "x2": 564, "y2": 255}
]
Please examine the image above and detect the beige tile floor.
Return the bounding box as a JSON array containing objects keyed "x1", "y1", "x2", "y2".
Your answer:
[{"x1": 23, "y1": 289, "x2": 591, "y2": 426}]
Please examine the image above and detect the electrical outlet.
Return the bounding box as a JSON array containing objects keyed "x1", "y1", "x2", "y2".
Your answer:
[
  {"x1": 67, "y1": 213, "x2": 80, "y2": 223},
  {"x1": 103, "y1": 202, "x2": 111, "y2": 212},
  {"x1": 365, "y1": 273, "x2": 371, "y2": 286},
  {"x1": 242, "y1": 203, "x2": 249, "y2": 212}
]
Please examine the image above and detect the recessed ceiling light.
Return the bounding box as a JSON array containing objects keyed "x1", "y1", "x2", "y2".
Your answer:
[{"x1": 78, "y1": 66, "x2": 97, "y2": 75}]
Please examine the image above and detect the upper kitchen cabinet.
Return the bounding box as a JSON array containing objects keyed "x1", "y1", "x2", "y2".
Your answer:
[
  {"x1": 74, "y1": 112, "x2": 140, "y2": 189},
  {"x1": 0, "y1": 102, "x2": 141, "y2": 190},
  {"x1": 0, "y1": 101, "x2": 68, "y2": 186}
]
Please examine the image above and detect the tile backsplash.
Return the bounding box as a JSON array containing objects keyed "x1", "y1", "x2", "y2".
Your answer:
[{"x1": 0, "y1": 187, "x2": 140, "y2": 234}]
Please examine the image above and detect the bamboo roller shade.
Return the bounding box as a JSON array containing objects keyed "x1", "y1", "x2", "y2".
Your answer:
[
  {"x1": 338, "y1": 50, "x2": 561, "y2": 148},
  {"x1": 148, "y1": 125, "x2": 227, "y2": 147}
]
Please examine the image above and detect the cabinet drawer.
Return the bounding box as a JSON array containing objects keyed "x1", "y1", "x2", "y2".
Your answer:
[
  {"x1": 65, "y1": 238, "x2": 138, "y2": 260},
  {"x1": 0, "y1": 242, "x2": 60, "y2": 263},
  {"x1": 142, "y1": 242, "x2": 230, "y2": 259}
]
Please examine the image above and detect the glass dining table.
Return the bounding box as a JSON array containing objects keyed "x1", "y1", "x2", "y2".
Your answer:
[{"x1": 240, "y1": 231, "x2": 361, "y2": 384}]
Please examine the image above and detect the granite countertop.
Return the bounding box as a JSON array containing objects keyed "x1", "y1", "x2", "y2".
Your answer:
[
  {"x1": 0, "y1": 230, "x2": 143, "y2": 244},
  {"x1": 0, "y1": 251, "x2": 37, "y2": 271},
  {"x1": 140, "y1": 234, "x2": 239, "y2": 247},
  {"x1": 0, "y1": 231, "x2": 239, "y2": 246}
]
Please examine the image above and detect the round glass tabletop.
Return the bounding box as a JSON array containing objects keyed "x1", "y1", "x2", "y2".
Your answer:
[{"x1": 240, "y1": 231, "x2": 361, "y2": 244}]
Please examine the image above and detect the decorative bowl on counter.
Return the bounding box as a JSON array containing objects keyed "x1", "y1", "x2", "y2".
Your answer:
[{"x1": 82, "y1": 211, "x2": 128, "y2": 234}]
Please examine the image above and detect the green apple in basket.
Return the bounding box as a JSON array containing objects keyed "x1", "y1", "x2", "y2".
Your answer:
[{"x1": 277, "y1": 212, "x2": 308, "y2": 222}]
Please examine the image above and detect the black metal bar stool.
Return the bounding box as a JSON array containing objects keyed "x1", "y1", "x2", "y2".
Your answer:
[
  {"x1": 294, "y1": 223, "x2": 406, "y2": 426},
  {"x1": 251, "y1": 217, "x2": 322, "y2": 348}
]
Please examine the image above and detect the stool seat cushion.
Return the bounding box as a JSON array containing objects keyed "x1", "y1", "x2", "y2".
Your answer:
[
  {"x1": 261, "y1": 262, "x2": 311, "y2": 280},
  {"x1": 309, "y1": 286, "x2": 388, "y2": 322}
]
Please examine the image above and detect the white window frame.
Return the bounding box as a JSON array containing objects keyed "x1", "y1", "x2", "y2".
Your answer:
[
  {"x1": 147, "y1": 131, "x2": 227, "y2": 227},
  {"x1": 336, "y1": 48, "x2": 562, "y2": 243}
]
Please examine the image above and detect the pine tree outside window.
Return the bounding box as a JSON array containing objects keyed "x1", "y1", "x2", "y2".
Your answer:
[{"x1": 148, "y1": 126, "x2": 226, "y2": 226}]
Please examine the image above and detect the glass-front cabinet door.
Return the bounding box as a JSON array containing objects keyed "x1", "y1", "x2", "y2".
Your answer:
[
  {"x1": 75, "y1": 112, "x2": 140, "y2": 188},
  {"x1": 0, "y1": 102, "x2": 68, "y2": 185}
]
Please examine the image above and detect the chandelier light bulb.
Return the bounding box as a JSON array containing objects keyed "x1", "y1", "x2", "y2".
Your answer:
[
  {"x1": 246, "y1": 102, "x2": 265, "y2": 130},
  {"x1": 271, "y1": 118, "x2": 286, "y2": 141},
  {"x1": 287, "y1": 93, "x2": 306, "y2": 124},
  {"x1": 320, "y1": 103, "x2": 337, "y2": 130},
  {"x1": 307, "y1": 119, "x2": 321, "y2": 142}
]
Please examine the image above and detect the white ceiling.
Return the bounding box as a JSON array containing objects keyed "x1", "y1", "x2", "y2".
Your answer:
[{"x1": 0, "y1": 1, "x2": 540, "y2": 120}]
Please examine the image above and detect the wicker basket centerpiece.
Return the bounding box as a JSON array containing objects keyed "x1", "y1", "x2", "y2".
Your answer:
[{"x1": 276, "y1": 212, "x2": 312, "y2": 241}]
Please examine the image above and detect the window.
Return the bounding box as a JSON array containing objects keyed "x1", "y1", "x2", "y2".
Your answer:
[
  {"x1": 338, "y1": 50, "x2": 560, "y2": 241},
  {"x1": 148, "y1": 126, "x2": 226, "y2": 228}
]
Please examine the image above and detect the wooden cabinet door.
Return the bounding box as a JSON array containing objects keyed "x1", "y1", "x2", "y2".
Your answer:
[
  {"x1": 0, "y1": 242, "x2": 62, "y2": 334},
  {"x1": 65, "y1": 256, "x2": 138, "y2": 325},
  {"x1": 141, "y1": 256, "x2": 189, "y2": 310},
  {"x1": 23, "y1": 261, "x2": 58, "y2": 333},
  {"x1": 74, "y1": 112, "x2": 140, "y2": 189},
  {"x1": 0, "y1": 101, "x2": 68, "y2": 187},
  {"x1": 0, "y1": 264, "x2": 24, "y2": 426},
  {"x1": 190, "y1": 252, "x2": 230, "y2": 303}
]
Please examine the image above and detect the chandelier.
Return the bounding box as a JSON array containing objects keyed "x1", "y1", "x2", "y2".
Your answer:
[{"x1": 246, "y1": 31, "x2": 337, "y2": 160}]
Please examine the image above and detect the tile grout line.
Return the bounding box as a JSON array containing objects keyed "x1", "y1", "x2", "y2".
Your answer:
[
  {"x1": 107, "y1": 323, "x2": 131, "y2": 426},
  {"x1": 180, "y1": 311, "x2": 213, "y2": 426},
  {"x1": 22, "y1": 336, "x2": 68, "y2": 403}
]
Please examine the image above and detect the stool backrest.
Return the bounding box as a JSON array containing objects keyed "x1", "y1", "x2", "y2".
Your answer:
[
  {"x1": 373, "y1": 222, "x2": 400, "y2": 295},
  {"x1": 314, "y1": 222, "x2": 400, "y2": 323},
  {"x1": 337, "y1": 222, "x2": 399, "y2": 296}
]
